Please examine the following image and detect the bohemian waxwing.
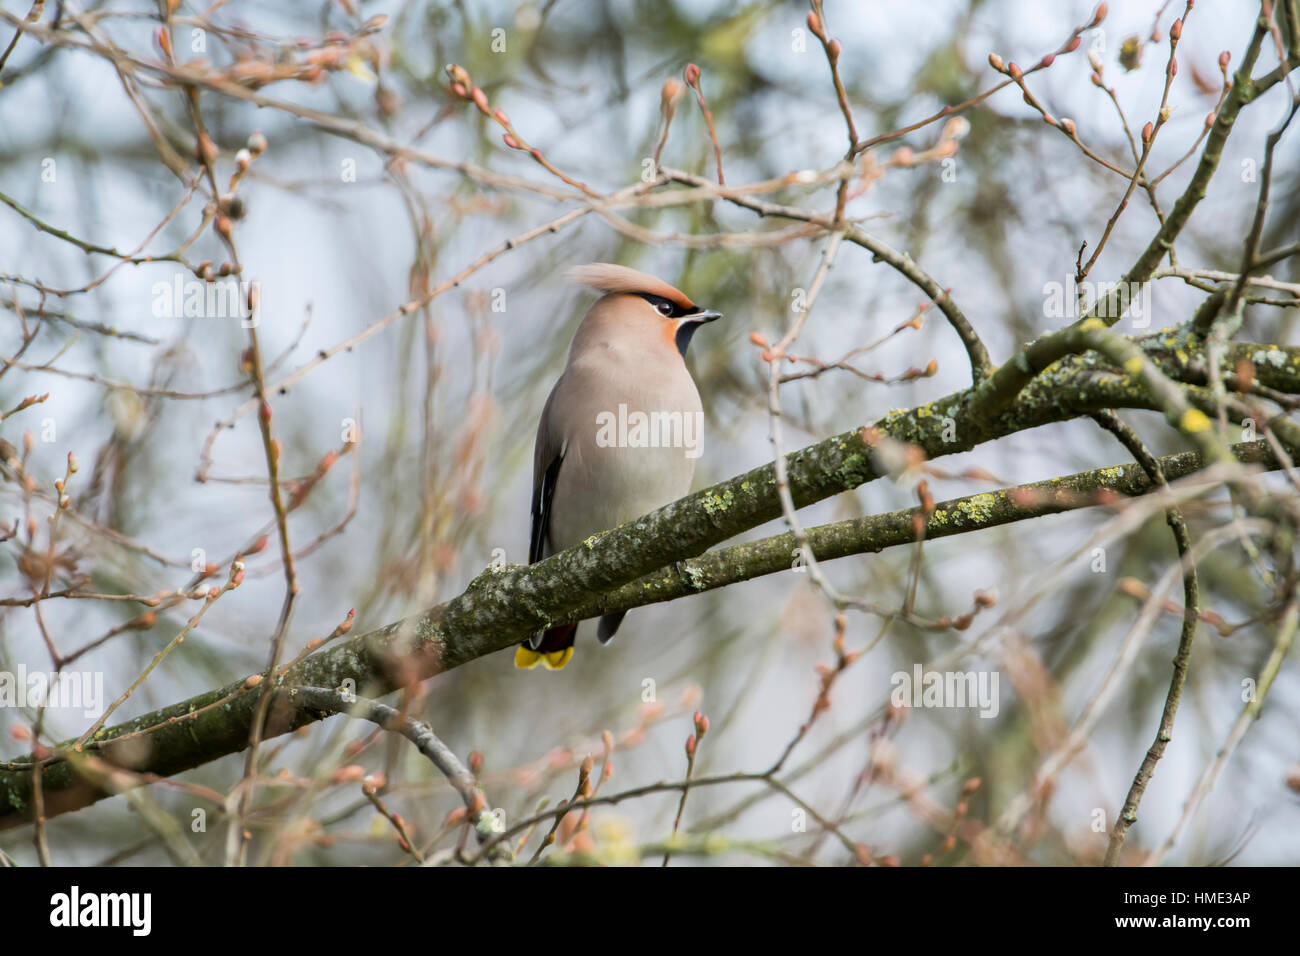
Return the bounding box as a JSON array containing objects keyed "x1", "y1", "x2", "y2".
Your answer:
[{"x1": 516, "y1": 263, "x2": 722, "y2": 670}]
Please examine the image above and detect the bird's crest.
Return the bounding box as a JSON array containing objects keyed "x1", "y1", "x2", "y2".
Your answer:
[{"x1": 566, "y1": 263, "x2": 695, "y2": 311}]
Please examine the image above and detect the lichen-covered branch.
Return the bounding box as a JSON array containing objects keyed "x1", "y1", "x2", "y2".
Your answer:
[{"x1": 0, "y1": 321, "x2": 1291, "y2": 828}]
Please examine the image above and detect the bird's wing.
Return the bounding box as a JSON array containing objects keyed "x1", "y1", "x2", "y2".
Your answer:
[{"x1": 529, "y1": 384, "x2": 566, "y2": 565}]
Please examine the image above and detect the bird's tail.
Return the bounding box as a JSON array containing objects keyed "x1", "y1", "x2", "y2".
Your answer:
[
  {"x1": 596, "y1": 611, "x2": 627, "y2": 645},
  {"x1": 515, "y1": 623, "x2": 577, "y2": 670}
]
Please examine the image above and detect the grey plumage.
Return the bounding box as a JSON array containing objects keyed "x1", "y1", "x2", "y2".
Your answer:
[{"x1": 518, "y1": 264, "x2": 721, "y2": 670}]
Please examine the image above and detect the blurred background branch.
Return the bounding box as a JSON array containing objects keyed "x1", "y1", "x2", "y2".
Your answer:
[{"x1": 0, "y1": 0, "x2": 1297, "y2": 866}]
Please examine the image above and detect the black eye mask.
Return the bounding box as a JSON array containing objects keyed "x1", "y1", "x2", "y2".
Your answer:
[{"x1": 635, "y1": 293, "x2": 720, "y2": 357}]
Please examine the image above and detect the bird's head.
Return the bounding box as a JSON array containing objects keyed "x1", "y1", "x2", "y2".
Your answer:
[{"x1": 566, "y1": 263, "x2": 722, "y2": 357}]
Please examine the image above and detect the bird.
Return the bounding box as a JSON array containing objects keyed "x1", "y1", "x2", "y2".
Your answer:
[{"x1": 516, "y1": 263, "x2": 723, "y2": 670}]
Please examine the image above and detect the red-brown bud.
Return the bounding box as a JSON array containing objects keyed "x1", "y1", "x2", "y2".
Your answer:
[
  {"x1": 335, "y1": 608, "x2": 355, "y2": 636},
  {"x1": 443, "y1": 806, "x2": 467, "y2": 827},
  {"x1": 197, "y1": 132, "x2": 219, "y2": 167}
]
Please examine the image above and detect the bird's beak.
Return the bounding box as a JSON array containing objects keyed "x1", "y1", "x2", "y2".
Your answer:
[{"x1": 673, "y1": 309, "x2": 722, "y2": 356}]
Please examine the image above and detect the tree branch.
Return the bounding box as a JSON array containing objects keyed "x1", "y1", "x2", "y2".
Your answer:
[
  {"x1": 0, "y1": 423, "x2": 1288, "y2": 827},
  {"x1": 290, "y1": 686, "x2": 509, "y2": 860}
]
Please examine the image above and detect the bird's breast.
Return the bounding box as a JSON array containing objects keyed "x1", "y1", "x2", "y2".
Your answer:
[{"x1": 547, "y1": 351, "x2": 704, "y2": 553}]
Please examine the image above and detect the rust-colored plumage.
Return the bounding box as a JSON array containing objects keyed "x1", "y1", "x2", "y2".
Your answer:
[{"x1": 565, "y1": 262, "x2": 697, "y2": 312}]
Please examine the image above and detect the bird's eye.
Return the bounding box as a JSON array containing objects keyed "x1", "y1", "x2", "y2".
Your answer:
[{"x1": 656, "y1": 301, "x2": 673, "y2": 317}]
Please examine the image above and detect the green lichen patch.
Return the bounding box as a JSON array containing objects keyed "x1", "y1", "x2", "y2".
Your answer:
[{"x1": 702, "y1": 489, "x2": 735, "y2": 516}]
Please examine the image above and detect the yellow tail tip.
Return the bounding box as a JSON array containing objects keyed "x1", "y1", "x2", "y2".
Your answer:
[
  {"x1": 544, "y1": 646, "x2": 574, "y2": 670},
  {"x1": 514, "y1": 645, "x2": 574, "y2": 670}
]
